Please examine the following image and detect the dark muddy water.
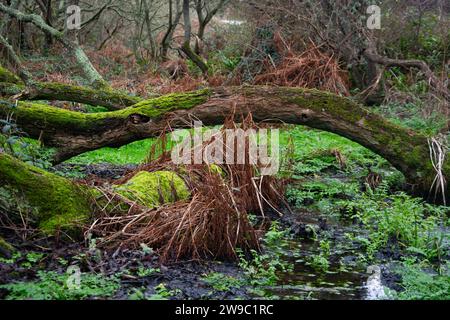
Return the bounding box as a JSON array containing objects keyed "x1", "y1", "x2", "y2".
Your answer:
[{"x1": 264, "y1": 212, "x2": 388, "y2": 300}]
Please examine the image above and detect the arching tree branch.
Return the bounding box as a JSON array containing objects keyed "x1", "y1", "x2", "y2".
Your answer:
[{"x1": 0, "y1": 86, "x2": 447, "y2": 199}]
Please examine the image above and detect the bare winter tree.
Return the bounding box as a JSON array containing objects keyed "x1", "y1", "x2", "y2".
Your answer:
[
  {"x1": 0, "y1": 1, "x2": 109, "y2": 88},
  {"x1": 181, "y1": 0, "x2": 208, "y2": 74},
  {"x1": 193, "y1": 0, "x2": 229, "y2": 54}
]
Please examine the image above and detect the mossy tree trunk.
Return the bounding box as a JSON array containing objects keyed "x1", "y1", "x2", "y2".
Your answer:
[
  {"x1": 0, "y1": 152, "x2": 93, "y2": 234},
  {"x1": 0, "y1": 86, "x2": 448, "y2": 199},
  {"x1": 0, "y1": 81, "x2": 142, "y2": 110},
  {"x1": 181, "y1": 0, "x2": 208, "y2": 75}
]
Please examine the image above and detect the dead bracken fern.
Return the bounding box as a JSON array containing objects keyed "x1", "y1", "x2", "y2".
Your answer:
[
  {"x1": 88, "y1": 114, "x2": 286, "y2": 262},
  {"x1": 253, "y1": 42, "x2": 350, "y2": 96}
]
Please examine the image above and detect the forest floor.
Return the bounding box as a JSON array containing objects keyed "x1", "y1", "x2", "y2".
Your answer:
[{"x1": 0, "y1": 126, "x2": 449, "y2": 300}]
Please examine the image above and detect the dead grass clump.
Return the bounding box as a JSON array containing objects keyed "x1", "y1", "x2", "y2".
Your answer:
[{"x1": 254, "y1": 44, "x2": 350, "y2": 96}]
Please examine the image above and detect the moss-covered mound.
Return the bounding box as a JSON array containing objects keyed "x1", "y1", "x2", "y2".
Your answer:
[
  {"x1": 0, "y1": 153, "x2": 92, "y2": 235},
  {"x1": 115, "y1": 171, "x2": 190, "y2": 208}
]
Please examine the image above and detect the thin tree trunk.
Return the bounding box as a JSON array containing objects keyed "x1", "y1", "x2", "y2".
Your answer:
[
  {"x1": 181, "y1": 0, "x2": 208, "y2": 74},
  {"x1": 161, "y1": 0, "x2": 182, "y2": 60}
]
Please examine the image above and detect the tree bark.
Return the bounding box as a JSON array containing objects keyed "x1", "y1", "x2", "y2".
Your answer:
[
  {"x1": 0, "y1": 86, "x2": 447, "y2": 199},
  {"x1": 193, "y1": 0, "x2": 229, "y2": 54},
  {"x1": 160, "y1": 0, "x2": 182, "y2": 60},
  {"x1": 0, "y1": 36, "x2": 35, "y2": 85}
]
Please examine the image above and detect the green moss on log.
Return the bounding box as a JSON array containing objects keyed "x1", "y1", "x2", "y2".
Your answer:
[
  {"x1": 0, "y1": 89, "x2": 210, "y2": 133},
  {"x1": 0, "y1": 81, "x2": 141, "y2": 110},
  {"x1": 115, "y1": 171, "x2": 190, "y2": 208},
  {"x1": 0, "y1": 66, "x2": 22, "y2": 84},
  {"x1": 0, "y1": 153, "x2": 93, "y2": 235},
  {"x1": 27, "y1": 82, "x2": 142, "y2": 110},
  {"x1": 282, "y1": 87, "x2": 439, "y2": 184}
]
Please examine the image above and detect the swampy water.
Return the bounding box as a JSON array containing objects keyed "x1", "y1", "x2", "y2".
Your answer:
[{"x1": 263, "y1": 211, "x2": 390, "y2": 300}]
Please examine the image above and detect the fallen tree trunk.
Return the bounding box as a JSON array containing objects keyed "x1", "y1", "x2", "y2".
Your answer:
[
  {"x1": 0, "y1": 81, "x2": 142, "y2": 110},
  {"x1": 0, "y1": 86, "x2": 448, "y2": 198}
]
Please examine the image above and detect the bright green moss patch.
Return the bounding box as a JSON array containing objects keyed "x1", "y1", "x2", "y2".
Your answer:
[
  {"x1": 0, "y1": 89, "x2": 210, "y2": 134},
  {"x1": 118, "y1": 88, "x2": 211, "y2": 118},
  {"x1": 282, "y1": 88, "x2": 365, "y2": 123},
  {"x1": 68, "y1": 138, "x2": 156, "y2": 165},
  {"x1": 115, "y1": 171, "x2": 190, "y2": 208},
  {"x1": 38, "y1": 212, "x2": 89, "y2": 236}
]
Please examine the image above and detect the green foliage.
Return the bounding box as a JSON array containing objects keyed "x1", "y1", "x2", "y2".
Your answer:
[
  {"x1": 0, "y1": 271, "x2": 120, "y2": 300},
  {"x1": 202, "y1": 272, "x2": 243, "y2": 291},
  {"x1": 127, "y1": 287, "x2": 147, "y2": 300},
  {"x1": 307, "y1": 240, "x2": 331, "y2": 272},
  {"x1": 84, "y1": 105, "x2": 109, "y2": 113},
  {"x1": 390, "y1": 259, "x2": 450, "y2": 300},
  {"x1": 237, "y1": 222, "x2": 294, "y2": 288},
  {"x1": 263, "y1": 221, "x2": 290, "y2": 247},
  {"x1": 238, "y1": 249, "x2": 292, "y2": 286},
  {"x1": 0, "y1": 117, "x2": 54, "y2": 169},
  {"x1": 20, "y1": 252, "x2": 45, "y2": 268},
  {"x1": 374, "y1": 101, "x2": 447, "y2": 135},
  {"x1": 136, "y1": 266, "x2": 160, "y2": 277},
  {"x1": 208, "y1": 50, "x2": 241, "y2": 74},
  {"x1": 280, "y1": 126, "x2": 387, "y2": 177},
  {"x1": 340, "y1": 186, "x2": 445, "y2": 259},
  {"x1": 386, "y1": 13, "x2": 449, "y2": 68},
  {"x1": 150, "y1": 283, "x2": 181, "y2": 300},
  {"x1": 0, "y1": 251, "x2": 21, "y2": 264},
  {"x1": 127, "y1": 283, "x2": 180, "y2": 300},
  {"x1": 286, "y1": 179, "x2": 359, "y2": 208},
  {"x1": 68, "y1": 138, "x2": 155, "y2": 165}
]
